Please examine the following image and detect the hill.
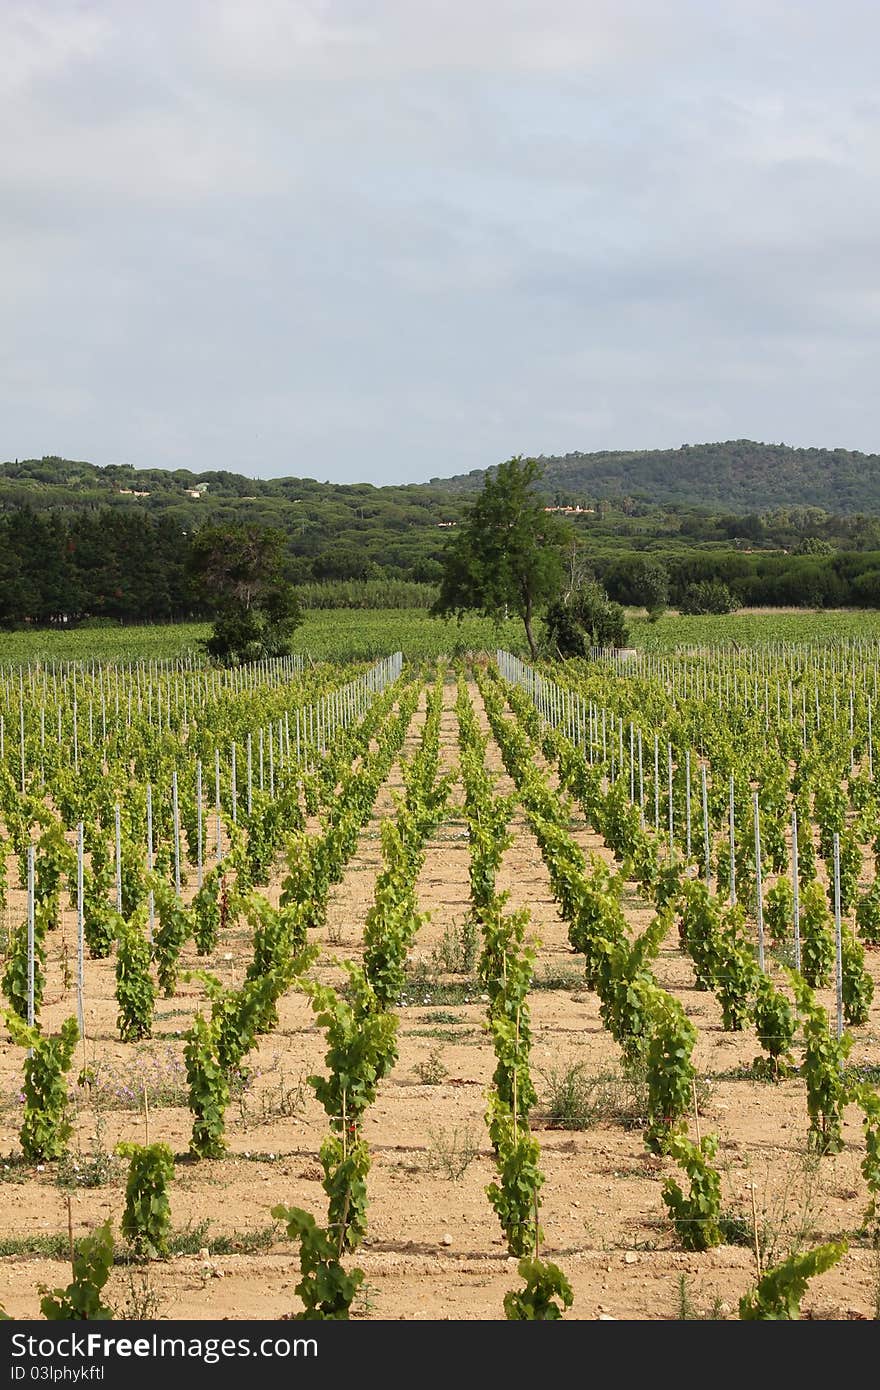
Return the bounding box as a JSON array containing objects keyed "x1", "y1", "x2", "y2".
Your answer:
[{"x1": 428, "y1": 440, "x2": 880, "y2": 514}]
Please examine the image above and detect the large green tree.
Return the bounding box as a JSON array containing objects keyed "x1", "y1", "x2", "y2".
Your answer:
[
  {"x1": 187, "y1": 523, "x2": 302, "y2": 665},
  {"x1": 431, "y1": 457, "x2": 570, "y2": 658}
]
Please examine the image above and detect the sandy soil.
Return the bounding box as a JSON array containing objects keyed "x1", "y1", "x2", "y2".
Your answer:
[{"x1": 0, "y1": 674, "x2": 878, "y2": 1322}]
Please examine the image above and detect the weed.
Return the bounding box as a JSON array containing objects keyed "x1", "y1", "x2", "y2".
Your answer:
[
  {"x1": 77, "y1": 1045, "x2": 190, "y2": 1111},
  {"x1": 539, "y1": 1062, "x2": 600, "y2": 1130},
  {"x1": 674, "y1": 1273, "x2": 727, "y2": 1320},
  {"x1": 163, "y1": 1220, "x2": 279, "y2": 1257},
  {"x1": 538, "y1": 1061, "x2": 652, "y2": 1132},
  {"x1": 0, "y1": 1155, "x2": 30, "y2": 1184},
  {"x1": 0, "y1": 1234, "x2": 71, "y2": 1259},
  {"x1": 746, "y1": 1150, "x2": 824, "y2": 1271},
  {"x1": 235, "y1": 1072, "x2": 307, "y2": 1130},
  {"x1": 120, "y1": 1266, "x2": 164, "y2": 1320},
  {"x1": 56, "y1": 1133, "x2": 122, "y2": 1190},
  {"x1": 399, "y1": 962, "x2": 480, "y2": 1007},
  {"x1": 531, "y1": 966, "x2": 586, "y2": 992},
  {"x1": 425, "y1": 1124, "x2": 482, "y2": 1180},
  {"x1": 431, "y1": 919, "x2": 478, "y2": 975},
  {"x1": 414, "y1": 1049, "x2": 448, "y2": 1085},
  {"x1": 164, "y1": 1219, "x2": 212, "y2": 1256},
  {"x1": 351, "y1": 1279, "x2": 380, "y2": 1318}
]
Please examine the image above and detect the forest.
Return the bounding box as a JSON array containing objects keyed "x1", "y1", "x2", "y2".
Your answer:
[{"x1": 5, "y1": 450, "x2": 880, "y2": 625}]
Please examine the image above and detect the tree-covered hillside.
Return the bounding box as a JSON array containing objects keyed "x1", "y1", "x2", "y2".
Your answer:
[{"x1": 430, "y1": 440, "x2": 880, "y2": 513}]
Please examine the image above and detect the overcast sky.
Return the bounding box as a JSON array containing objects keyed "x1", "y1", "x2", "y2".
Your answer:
[{"x1": 3, "y1": 2, "x2": 880, "y2": 485}]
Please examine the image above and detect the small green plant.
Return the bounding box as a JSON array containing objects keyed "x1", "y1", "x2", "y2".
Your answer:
[
  {"x1": 82, "y1": 863, "x2": 121, "y2": 959},
  {"x1": 271, "y1": 1204, "x2": 364, "y2": 1320},
  {"x1": 855, "y1": 1086, "x2": 880, "y2": 1238},
  {"x1": 540, "y1": 1061, "x2": 599, "y2": 1130},
  {"x1": 116, "y1": 1141, "x2": 175, "y2": 1259},
  {"x1": 855, "y1": 878, "x2": 880, "y2": 946},
  {"x1": 2, "y1": 914, "x2": 47, "y2": 1024},
  {"x1": 503, "y1": 1257, "x2": 574, "y2": 1320},
  {"x1": 431, "y1": 918, "x2": 478, "y2": 975},
  {"x1": 799, "y1": 880, "x2": 835, "y2": 988},
  {"x1": 842, "y1": 928, "x2": 875, "y2": 1027},
  {"x1": 716, "y1": 925, "x2": 758, "y2": 1033},
  {"x1": 5, "y1": 1012, "x2": 79, "y2": 1161},
  {"x1": 39, "y1": 1219, "x2": 116, "y2": 1320},
  {"x1": 56, "y1": 1115, "x2": 121, "y2": 1189},
  {"x1": 425, "y1": 1124, "x2": 481, "y2": 1180},
  {"x1": 414, "y1": 1049, "x2": 448, "y2": 1085},
  {"x1": 644, "y1": 990, "x2": 697, "y2": 1155},
  {"x1": 765, "y1": 877, "x2": 794, "y2": 947},
  {"x1": 662, "y1": 1133, "x2": 724, "y2": 1252},
  {"x1": 115, "y1": 914, "x2": 155, "y2": 1043},
  {"x1": 752, "y1": 974, "x2": 797, "y2": 1080},
  {"x1": 183, "y1": 1012, "x2": 229, "y2": 1158},
  {"x1": 674, "y1": 1273, "x2": 726, "y2": 1320},
  {"x1": 150, "y1": 877, "x2": 191, "y2": 997},
  {"x1": 739, "y1": 1240, "x2": 847, "y2": 1319},
  {"x1": 192, "y1": 868, "x2": 224, "y2": 956},
  {"x1": 485, "y1": 1104, "x2": 544, "y2": 1258},
  {"x1": 120, "y1": 1266, "x2": 164, "y2": 1320},
  {"x1": 790, "y1": 972, "x2": 853, "y2": 1155}
]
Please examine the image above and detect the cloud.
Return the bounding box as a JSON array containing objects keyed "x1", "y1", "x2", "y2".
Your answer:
[{"x1": 2, "y1": 2, "x2": 880, "y2": 481}]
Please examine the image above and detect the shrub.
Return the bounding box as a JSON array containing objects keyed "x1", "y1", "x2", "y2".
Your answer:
[{"x1": 679, "y1": 581, "x2": 738, "y2": 616}]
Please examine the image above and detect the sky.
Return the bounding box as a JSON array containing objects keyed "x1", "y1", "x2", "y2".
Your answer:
[{"x1": 2, "y1": 1, "x2": 880, "y2": 486}]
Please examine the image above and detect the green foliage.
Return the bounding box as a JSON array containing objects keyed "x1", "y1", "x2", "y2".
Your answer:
[
  {"x1": 855, "y1": 877, "x2": 880, "y2": 945},
  {"x1": 116, "y1": 1142, "x2": 174, "y2": 1259},
  {"x1": 485, "y1": 1105, "x2": 544, "y2": 1258},
  {"x1": 790, "y1": 972, "x2": 853, "y2": 1154},
  {"x1": 191, "y1": 867, "x2": 224, "y2": 955},
  {"x1": 183, "y1": 1012, "x2": 230, "y2": 1159},
  {"x1": 842, "y1": 928, "x2": 875, "y2": 1027},
  {"x1": 244, "y1": 893, "x2": 310, "y2": 1030},
  {"x1": 33, "y1": 823, "x2": 77, "y2": 929},
  {"x1": 543, "y1": 580, "x2": 629, "y2": 657},
  {"x1": 39, "y1": 1219, "x2": 116, "y2": 1320},
  {"x1": 188, "y1": 523, "x2": 302, "y2": 665},
  {"x1": 319, "y1": 1135, "x2": 370, "y2": 1256},
  {"x1": 678, "y1": 581, "x2": 738, "y2": 616},
  {"x1": 432, "y1": 456, "x2": 570, "y2": 659},
  {"x1": 271, "y1": 1205, "x2": 364, "y2": 1320},
  {"x1": 594, "y1": 910, "x2": 671, "y2": 1064},
  {"x1": 630, "y1": 556, "x2": 669, "y2": 617},
  {"x1": 662, "y1": 1133, "x2": 724, "y2": 1251},
  {"x1": 855, "y1": 1087, "x2": 880, "y2": 1237},
  {"x1": 752, "y1": 973, "x2": 797, "y2": 1079},
  {"x1": 765, "y1": 877, "x2": 794, "y2": 947},
  {"x1": 836, "y1": 827, "x2": 863, "y2": 915},
  {"x1": 503, "y1": 1257, "x2": 574, "y2": 1320},
  {"x1": 715, "y1": 917, "x2": 758, "y2": 1033},
  {"x1": 5, "y1": 1013, "x2": 79, "y2": 1161},
  {"x1": 644, "y1": 992, "x2": 697, "y2": 1155},
  {"x1": 115, "y1": 914, "x2": 155, "y2": 1043},
  {"x1": 82, "y1": 870, "x2": 122, "y2": 959},
  {"x1": 678, "y1": 879, "x2": 725, "y2": 992},
  {"x1": 798, "y1": 880, "x2": 835, "y2": 988},
  {"x1": 301, "y1": 966, "x2": 398, "y2": 1132},
  {"x1": 2, "y1": 913, "x2": 46, "y2": 1024},
  {"x1": 149, "y1": 876, "x2": 191, "y2": 997},
  {"x1": 739, "y1": 1241, "x2": 847, "y2": 1319}
]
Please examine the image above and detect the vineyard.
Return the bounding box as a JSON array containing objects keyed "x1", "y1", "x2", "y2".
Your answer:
[{"x1": 0, "y1": 641, "x2": 879, "y2": 1320}]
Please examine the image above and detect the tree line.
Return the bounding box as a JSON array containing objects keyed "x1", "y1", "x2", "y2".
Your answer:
[{"x1": 6, "y1": 487, "x2": 880, "y2": 637}]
